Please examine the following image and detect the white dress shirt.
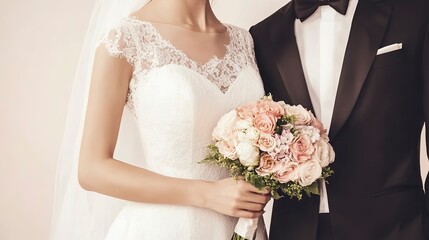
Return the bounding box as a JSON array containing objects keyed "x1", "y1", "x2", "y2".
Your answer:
[{"x1": 294, "y1": 0, "x2": 359, "y2": 213}]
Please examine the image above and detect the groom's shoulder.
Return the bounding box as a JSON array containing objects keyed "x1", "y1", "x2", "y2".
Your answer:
[{"x1": 250, "y1": 1, "x2": 293, "y2": 33}]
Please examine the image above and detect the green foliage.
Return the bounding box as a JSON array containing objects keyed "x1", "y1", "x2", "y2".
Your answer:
[
  {"x1": 304, "y1": 181, "x2": 319, "y2": 197},
  {"x1": 231, "y1": 233, "x2": 248, "y2": 240}
]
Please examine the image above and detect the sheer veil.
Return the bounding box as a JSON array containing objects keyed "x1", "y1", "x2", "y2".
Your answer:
[{"x1": 50, "y1": 0, "x2": 150, "y2": 239}]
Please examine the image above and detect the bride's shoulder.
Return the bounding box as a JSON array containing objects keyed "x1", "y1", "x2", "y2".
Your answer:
[
  {"x1": 98, "y1": 16, "x2": 155, "y2": 51},
  {"x1": 101, "y1": 16, "x2": 153, "y2": 37},
  {"x1": 226, "y1": 24, "x2": 255, "y2": 47}
]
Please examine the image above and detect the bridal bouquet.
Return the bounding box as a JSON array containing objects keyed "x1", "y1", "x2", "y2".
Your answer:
[{"x1": 202, "y1": 95, "x2": 335, "y2": 240}]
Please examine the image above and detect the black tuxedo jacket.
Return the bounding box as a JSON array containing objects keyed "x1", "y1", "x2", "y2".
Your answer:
[{"x1": 250, "y1": 0, "x2": 429, "y2": 239}]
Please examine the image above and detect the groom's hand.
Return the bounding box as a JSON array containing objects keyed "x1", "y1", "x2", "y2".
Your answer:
[{"x1": 202, "y1": 178, "x2": 271, "y2": 218}]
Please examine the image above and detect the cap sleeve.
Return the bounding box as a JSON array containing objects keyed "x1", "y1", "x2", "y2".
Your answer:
[{"x1": 98, "y1": 23, "x2": 136, "y2": 67}]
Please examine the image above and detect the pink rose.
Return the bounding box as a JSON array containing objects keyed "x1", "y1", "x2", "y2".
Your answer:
[
  {"x1": 285, "y1": 105, "x2": 312, "y2": 125},
  {"x1": 274, "y1": 162, "x2": 299, "y2": 183},
  {"x1": 290, "y1": 135, "x2": 315, "y2": 162},
  {"x1": 256, "y1": 100, "x2": 285, "y2": 118},
  {"x1": 258, "y1": 134, "x2": 276, "y2": 152},
  {"x1": 254, "y1": 113, "x2": 278, "y2": 134},
  {"x1": 296, "y1": 159, "x2": 322, "y2": 187},
  {"x1": 236, "y1": 103, "x2": 259, "y2": 120},
  {"x1": 256, "y1": 154, "x2": 280, "y2": 176},
  {"x1": 313, "y1": 140, "x2": 335, "y2": 168}
]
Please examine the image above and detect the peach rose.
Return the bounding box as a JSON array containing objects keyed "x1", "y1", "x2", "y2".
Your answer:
[
  {"x1": 296, "y1": 159, "x2": 322, "y2": 187},
  {"x1": 290, "y1": 135, "x2": 315, "y2": 162},
  {"x1": 256, "y1": 154, "x2": 280, "y2": 176},
  {"x1": 254, "y1": 113, "x2": 278, "y2": 134},
  {"x1": 285, "y1": 105, "x2": 312, "y2": 125},
  {"x1": 257, "y1": 134, "x2": 276, "y2": 152},
  {"x1": 256, "y1": 100, "x2": 285, "y2": 118},
  {"x1": 274, "y1": 162, "x2": 299, "y2": 183},
  {"x1": 313, "y1": 140, "x2": 335, "y2": 168},
  {"x1": 236, "y1": 103, "x2": 259, "y2": 120}
]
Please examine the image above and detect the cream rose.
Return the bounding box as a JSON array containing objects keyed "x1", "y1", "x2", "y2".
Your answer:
[
  {"x1": 256, "y1": 154, "x2": 280, "y2": 176},
  {"x1": 296, "y1": 159, "x2": 322, "y2": 187},
  {"x1": 216, "y1": 139, "x2": 238, "y2": 160},
  {"x1": 236, "y1": 142, "x2": 260, "y2": 166},
  {"x1": 290, "y1": 135, "x2": 315, "y2": 162},
  {"x1": 254, "y1": 113, "x2": 277, "y2": 134},
  {"x1": 274, "y1": 162, "x2": 299, "y2": 183},
  {"x1": 314, "y1": 140, "x2": 335, "y2": 167},
  {"x1": 285, "y1": 105, "x2": 312, "y2": 125},
  {"x1": 212, "y1": 110, "x2": 239, "y2": 141},
  {"x1": 257, "y1": 134, "x2": 276, "y2": 152}
]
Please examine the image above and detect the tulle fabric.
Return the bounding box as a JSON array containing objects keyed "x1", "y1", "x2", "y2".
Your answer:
[{"x1": 49, "y1": 1, "x2": 150, "y2": 239}]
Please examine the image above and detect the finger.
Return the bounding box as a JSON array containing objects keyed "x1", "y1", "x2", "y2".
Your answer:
[
  {"x1": 242, "y1": 192, "x2": 271, "y2": 204},
  {"x1": 234, "y1": 210, "x2": 264, "y2": 219},
  {"x1": 237, "y1": 201, "x2": 265, "y2": 212}
]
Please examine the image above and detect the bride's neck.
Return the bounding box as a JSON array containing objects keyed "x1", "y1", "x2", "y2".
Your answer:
[{"x1": 141, "y1": 0, "x2": 219, "y2": 31}]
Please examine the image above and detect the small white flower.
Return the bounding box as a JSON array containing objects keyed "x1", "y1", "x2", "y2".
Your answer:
[{"x1": 238, "y1": 126, "x2": 260, "y2": 144}]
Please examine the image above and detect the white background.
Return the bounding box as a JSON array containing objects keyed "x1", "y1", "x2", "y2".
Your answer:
[{"x1": 0, "y1": 0, "x2": 427, "y2": 239}]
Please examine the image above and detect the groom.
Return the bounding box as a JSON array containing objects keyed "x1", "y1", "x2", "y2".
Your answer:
[{"x1": 250, "y1": 0, "x2": 429, "y2": 239}]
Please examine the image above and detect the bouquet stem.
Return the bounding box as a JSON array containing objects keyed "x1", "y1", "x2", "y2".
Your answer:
[{"x1": 231, "y1": 218, "x2": 258, "y2": 240}]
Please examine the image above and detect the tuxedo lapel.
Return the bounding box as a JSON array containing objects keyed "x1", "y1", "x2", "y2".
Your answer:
[
  {"x1": 329, "y1": 0, "x2": 392, "y2": 140},
  {"x1": 269, "y1": 1, "x2": 315, "y2": 114}
]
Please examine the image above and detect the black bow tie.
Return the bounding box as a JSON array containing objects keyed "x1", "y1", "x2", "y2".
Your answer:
[{"x1": 295, "y1": 0, "x2": 349, "y2": 21}]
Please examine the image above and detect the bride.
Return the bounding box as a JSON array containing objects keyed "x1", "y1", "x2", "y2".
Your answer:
[{"x1": 50, "y1": 0, "x2": 269, "y2": 239}]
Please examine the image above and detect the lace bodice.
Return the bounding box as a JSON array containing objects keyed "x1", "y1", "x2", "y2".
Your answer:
[{"x1": 100, "y1": 17, "x2": 259, "y2": 111}]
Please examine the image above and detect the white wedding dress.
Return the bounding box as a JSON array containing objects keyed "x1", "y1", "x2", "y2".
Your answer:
[{"x1": 99, "y1": 16, "x2": 267, "y2": 240}]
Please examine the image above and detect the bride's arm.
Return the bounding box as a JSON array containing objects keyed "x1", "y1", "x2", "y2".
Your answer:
[{"x1": 78, "y1": 47, "x2": 270, "y2": 219}]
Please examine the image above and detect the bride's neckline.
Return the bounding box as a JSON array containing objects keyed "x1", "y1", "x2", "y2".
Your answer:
[{"x1": 125, "y1": 15, "x2": 234, "y2": 68}]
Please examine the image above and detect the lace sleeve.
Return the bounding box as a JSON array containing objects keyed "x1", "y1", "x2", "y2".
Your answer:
[
  {"x1": 240, "y1": 28, "x2": 260, "y2": 73},
  {"x1": 98, "y1": 23, "x2": 137, "y2": 67}
]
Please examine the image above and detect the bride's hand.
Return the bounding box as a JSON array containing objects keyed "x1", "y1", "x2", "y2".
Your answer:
[{"x1": 202, "y1": 178, "x2": 271, "y2": 218}]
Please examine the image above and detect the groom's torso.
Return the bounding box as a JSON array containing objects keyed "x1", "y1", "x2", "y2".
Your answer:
[{"x1": 251, "y1": 0, "x2": 429, "y2": 239}]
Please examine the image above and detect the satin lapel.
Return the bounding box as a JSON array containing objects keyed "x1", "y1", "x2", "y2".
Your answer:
[
  {"x1": 269, "y1": 1, "x2": 315, "y2": 113},
  {"x1": 329, "y1": 1, "x2": 392, "y2": 140}
]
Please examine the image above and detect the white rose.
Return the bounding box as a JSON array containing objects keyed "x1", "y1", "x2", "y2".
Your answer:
[
  {"x1": 212, "y1": 110, "x2": 239, "y2": 141},
  {"x1": 238, "y1": 126, "x2": 260, "y2": 144},
  {"x1": 236, "y1": 142, "x2": 260, "y2": 166},
  {"x1": 236, "y1": 119, "x2": 252, "y2": 129},
  {"x1": 297, "y1": 159, "x2": 322, "y2": 187},
  {"x1": 314, "y1": 140, "x2": 335, "y2": 167},
  {"x1": 216, "y1": 140, "x2": 238, "y2": 160}
]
